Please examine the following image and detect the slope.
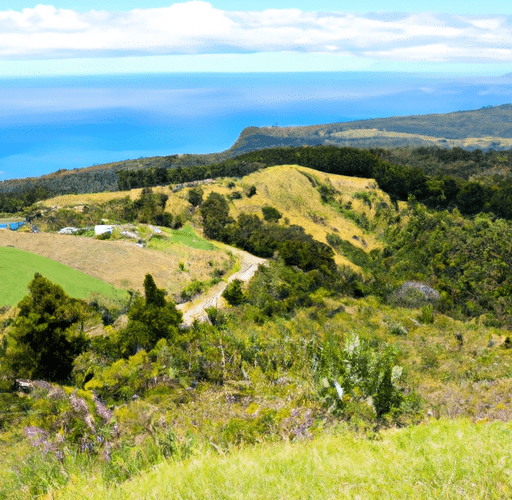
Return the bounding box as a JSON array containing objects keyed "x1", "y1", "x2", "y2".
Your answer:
[{"x1": 0, "y1": 246, "x2": 126, "y2": 307}]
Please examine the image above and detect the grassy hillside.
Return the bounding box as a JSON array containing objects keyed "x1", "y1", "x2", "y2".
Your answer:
[
  {"x1": 186, "y1": 165, "x2": 385, "y2": 268},
  {"x1": 0, "y1": 247, "x2": 127, "y2": 307},
  {"x1": 2, "y1": 159, "x2": 512, "y2": 499},
  {"x1": 29, "y1": 165, "x2": 388, "y2": 270},
  {"x1": 0, "y1": 227, "x2": 231, "y2": 298},
  {"x1": 56, "y1": 418, "x2": 512, "y2": 500}
]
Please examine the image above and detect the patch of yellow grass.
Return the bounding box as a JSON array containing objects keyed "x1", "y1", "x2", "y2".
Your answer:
[
  {"x1": 330, "y1": 128, "x2": 512, "y2": 149},
  {"x1": 38, "y1": 186, "x2": 178, "y2": 209},
  {"x1": 199, "y1": 165, "x2": 386, "y2": 268}
]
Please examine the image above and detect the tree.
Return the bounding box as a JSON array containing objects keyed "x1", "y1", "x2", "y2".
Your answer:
[
  {"x1": 120, "y1": 274, "x2": 182, "y2": 356},
  {"x1": 187, "y1": 187, "x2": 204, "y2": 207},
  {"x1": 262, "y1": 206, "x2": 282, "y2": 222},
  {"x1": 200, "y1": 192, "x2": 232, "y2": 241},
  {"x1": 6, "y1": 274, "x2": 87, "y2": 382},
  {"x1": 222, "y1": 279, "x2": 246, "y2": 306}
]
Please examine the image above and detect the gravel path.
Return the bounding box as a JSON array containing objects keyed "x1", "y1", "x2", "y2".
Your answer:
[{"x1": 177, "y1": 247, "x2": 267, "y2": 326}]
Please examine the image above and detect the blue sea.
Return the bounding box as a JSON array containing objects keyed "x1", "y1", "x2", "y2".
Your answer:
[{"x1": 1, "y1": 71, "x2": 512, "y2": 181}]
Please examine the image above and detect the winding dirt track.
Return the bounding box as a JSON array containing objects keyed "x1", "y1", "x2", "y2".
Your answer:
[{"x1": 177, "y1": 248, "x2": 267, "y2": 326}]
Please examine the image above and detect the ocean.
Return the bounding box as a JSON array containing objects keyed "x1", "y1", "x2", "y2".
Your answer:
[{"x1": 1, "y1": 71, "x2": 511, "y2": 181}]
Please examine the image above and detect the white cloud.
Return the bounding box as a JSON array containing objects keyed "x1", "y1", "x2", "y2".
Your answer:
[{"x1": 0, "y1": 2, "x2": 511, "y2": 63}]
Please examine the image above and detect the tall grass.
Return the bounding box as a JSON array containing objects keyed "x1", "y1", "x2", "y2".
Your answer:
[{"x1": 55, "y1": 419, "x2": 512, "y2": 500}]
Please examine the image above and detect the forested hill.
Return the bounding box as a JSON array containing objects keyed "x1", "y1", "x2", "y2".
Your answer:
[{"x1": 229, "y1": 104, "x2": 512, "y2": 154}]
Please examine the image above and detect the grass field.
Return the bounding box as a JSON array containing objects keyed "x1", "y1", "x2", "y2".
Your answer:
[
  {"x1": 55, "y1": 418, "x2": 512, "y2": 500},
  {"x1": 149, "y1": 224, "x2": 217, "y2": 252},
  {"x1": 0, "y1": 230, "x2": 231, "y2": 298},
  {"x1": 0, "y1": 247, "x2": 127, "y2": 306}
]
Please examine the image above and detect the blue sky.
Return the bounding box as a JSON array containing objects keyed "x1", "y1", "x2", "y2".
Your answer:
[{"x1": 2, "y1": 1, "x2": 512, "y2": 76}]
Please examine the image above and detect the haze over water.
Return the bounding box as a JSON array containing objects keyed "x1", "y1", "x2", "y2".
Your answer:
[{"x1": 1, "y1": 71, "x2": 512, "y2": 182}]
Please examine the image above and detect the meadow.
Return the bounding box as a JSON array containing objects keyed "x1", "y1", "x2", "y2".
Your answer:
[
  {"x1": 0, "y1": 247, "x2": 127, "y2": 307},
  {"x1": 54, "y1": 418, "x2": 512, "y2": 500}
]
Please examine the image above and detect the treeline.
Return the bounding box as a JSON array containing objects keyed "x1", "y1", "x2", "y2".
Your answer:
[
  {"x1": 118, "y1": 145, "x2": 512, "y2": 220},
  {"x1": 118, "y1": 161, "x2": 264, "y2": 191},
  {"x1": 371, "y1": 146, "x2": 512, "y2": 180},
  {"x1": 0, "y1": 186, "x2": 51, "y2": 214},
  {"x1": 117, "y1": 146, "x2": 383, "y2": 191}
]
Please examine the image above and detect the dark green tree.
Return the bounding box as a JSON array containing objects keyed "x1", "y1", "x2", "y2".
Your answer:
[
  {"x1": 200, "y1": 192, "x2": 232, "y2": 241},
  {"x1": 120, "y1": 274, "x2": 182, "y2": 356},
  {"x1": 261, "y1": 206, "x2": 282, "y2": 222},
  {"x1": 222, "y1": 279, "x2": 246, "y2": 306},
  {"x1": 6, "y1": 273, "x2": 87, "y2": 382},
  {"x1": 187, "y1": 187, "x2": 204, "y2": 207}
]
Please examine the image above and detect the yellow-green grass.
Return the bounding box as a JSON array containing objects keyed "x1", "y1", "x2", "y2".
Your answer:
[
  {"x1": 0, "y1": 247, "x2": 127, "y2": 306},
  {"x1": 329, "y1": 128, "x2": 512, "y2": 150},
  {"x1": 55, "y1": 418, "x2": 512, "y2": 500},
  {"x1": 149, "y1": 224, "x2": 217, "y2": 252},
  {"x1": 37, "y1": 185, "x2": 173, "y2": 208},
  {"x1": 189, "y1": 165, "x2": 387, "y2": 269}
]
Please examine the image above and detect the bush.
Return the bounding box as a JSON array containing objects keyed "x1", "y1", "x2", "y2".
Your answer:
[
  {"x1": 187, "y1": 187, "x2": 203, "y2": 207},
  {"x1": 326, "y1": 232, "x2": 343, "y2": 248},
  {"x1": 418, "y1": 304, "x2": 435, "y2": 324},
  {"x1": 222, "y1": 279, "x2": 246, "y2": 306},
  {"x1": 318, "y1": 333, "x2": 405, "y2": 418},
  {"x1": 180, "y1": 279, "x2": 204, "y2": 301},
  {"x1": 262, "y1": 206, "x2": 282, "y2": 222}
]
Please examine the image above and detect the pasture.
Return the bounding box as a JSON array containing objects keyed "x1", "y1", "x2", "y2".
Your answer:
[{"x1": 0, "y1": 247, "x2": 127, "y2": 306}]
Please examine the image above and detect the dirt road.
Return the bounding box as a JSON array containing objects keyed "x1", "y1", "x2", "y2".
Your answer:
[{"x1": 177, "y1": 248, "x2": 267, "y2": 326}]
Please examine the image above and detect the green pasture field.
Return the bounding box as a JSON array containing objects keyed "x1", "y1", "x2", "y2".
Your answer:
[
  {"x1": 149, "y1": 223, "x2": 217, "y2": 252},
  {"x1": 0, "y1": 247, "x2": 127, "y2": 307}
]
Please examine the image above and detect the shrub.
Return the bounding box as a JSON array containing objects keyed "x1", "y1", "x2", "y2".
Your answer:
[
  {"x1": 229, "y1": 191, "x2": 243, "y2": 200},
  {"x1": 326, "y1": 232, "x2": 343, "y2": 248},
  {"x1": 222, "y1": 279, "x2": 246, "y2": 306},
  {"x1": 262, "y1": 206, "x2": 282, "y2": 222},
  {"x1": 180, "y1": 279, "x2": 204, "y2": 301},
  {"x1": 418, "y1": 304, "x2": 435, "y2": 324},
  {"x1": 187, "y1": 187, "x2": 203, "y2": 207},
  {"x1": 318, "y1": 333, "x2": 405, "y2": 418}
]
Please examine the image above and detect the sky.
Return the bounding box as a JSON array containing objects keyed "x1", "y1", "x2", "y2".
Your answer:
[{"x1": 1, "y1": 0, "x2": 512, "y2": 76}]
